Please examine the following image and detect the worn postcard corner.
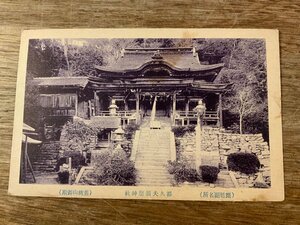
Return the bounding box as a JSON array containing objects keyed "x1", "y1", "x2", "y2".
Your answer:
[{"x1": 8, "y1": 28, "x2": 284, "y2": 201}]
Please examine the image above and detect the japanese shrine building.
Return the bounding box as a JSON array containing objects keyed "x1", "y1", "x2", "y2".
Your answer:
[{"x1": 34, "y1": 47, "x2": 231, "y2": 131}]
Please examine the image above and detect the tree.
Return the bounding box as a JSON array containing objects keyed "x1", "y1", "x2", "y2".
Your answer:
[
  {"x1": 27, "y1": 39, "x2": 65, "y2": 77},
  {"x1": 25, "y1": 38, "x2": 268, "y2": 138},
  {"x1": 214, "y1": 39, "x2": 268, "y2": 136},
  {"x1": 228, "y1": 86, "x2": 257, "y2": 134}
]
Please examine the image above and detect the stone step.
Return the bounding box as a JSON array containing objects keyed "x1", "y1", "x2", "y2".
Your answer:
[
  {"x1": 136, "y1": 167, "x2": 168, "y2": 171},
  {"x1": 137, "y1": 174, "x2": 171, "y2": 180},
  {"x1": 135, "y1": 166, "x2": 168, "y2": 171},
  {"x1": 32, "y1": 142, "x2": 60, "y2": 173},
  {"x1": 137, "y1": 179, "x2": 173, "y2": 185},
  {"x1": 138, "y1": 180, "x2": 172, "y2": 185},
  {"x1": 135, "y1": 161, "x2": 168, "y2": 166},
  {"x1": 137, "y1": 169, "x2": 170, "y2": 174},
  {"x1": 135, "y1": 158, "x2": 169, "y2": 162},
  {"x1": 138, "y1": 176, "x2": 172, "y2": 181},
  {"x1": 135, "y1": 127, "x2": 173, "y2": 186},
  {"x1": 135, "y1": 153, "x2": 170, "y2": 157},
  {"x1": 137, "y1": 183, "x2": 171, "y2": 186},
  {"x1": 137, "y1": 145, "x2": 169, "y2": 149},
  {"x1": 137, "y1": 147, "x2": 170, "y2": 150}
]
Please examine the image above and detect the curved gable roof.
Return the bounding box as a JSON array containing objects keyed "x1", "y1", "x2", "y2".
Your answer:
[{"x1": 95, "y1": 48, "x2": 224, "y2": 73}]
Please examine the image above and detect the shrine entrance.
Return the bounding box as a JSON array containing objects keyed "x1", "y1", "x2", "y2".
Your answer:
[{"x1": 141, "y1": 93, "x2": 172, "y2": 118}]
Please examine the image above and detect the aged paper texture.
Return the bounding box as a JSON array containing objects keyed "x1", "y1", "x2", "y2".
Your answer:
[{"x1": 8, "y1": 29, "x2": 283, "y2": 201}]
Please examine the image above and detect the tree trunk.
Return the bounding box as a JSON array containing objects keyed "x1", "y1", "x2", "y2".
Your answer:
[
  {"x1": 228, "y1": 40, "x2": 237, "y2": 69},
  {"x1": 239, "y1": 114, "x2": 243, "y2": 134},
  {"x1": 63, "y1": 39, "x2": 70, "y2": 71}
]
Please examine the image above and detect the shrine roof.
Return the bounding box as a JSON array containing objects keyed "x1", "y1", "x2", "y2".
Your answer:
[
  {"x1": 84, "y1": 116, "x2": 120, "y2": 129},
  {"x1": 33, "y1": 76, "x2": 88, "y2": 88},
  {"x1": 95, "y1": 48, "x2": 224, "y2": 73}
]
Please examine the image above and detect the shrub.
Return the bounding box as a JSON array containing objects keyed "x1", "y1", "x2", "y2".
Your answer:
[
  {"x1": 55, "y1": 157, "x2": 67, "y2": 172},
  {"x1": 63, "y1": 151, "x2": 87, "y2": 171},
  {"x1": 167, "y1": 160, "x2": 200, "y2": 183},
  {"x1": 254, "y1": 181, "x2": 269, "y2": 188},
  {"x1": 63, "y1": 120, "x2": 98, "y2": 152},
  {"x1": 120, "y1": 140, "x2": 132, "y2": 157},
  {"x1": 172, "y1": 125, "x2": 195, "y2": 137},
  {"x1": 227, "y1": 152, "x2": 260, "y2": 174},
  {"x1": 55, "y1": 151, "x2": 87, "y2": 171},
  {"x1": 175, "y1": 139, "x2": 181, "y2": 160},
  {"x1": 90, "y1": 149, "x2": 136, "y2": 186},
  {"x1": 58, "y1": 171, "x2": 69, "y2": 184},
  {"x1": 199, "y1": 165, "x2": 220, "y2": 183},
  {"x1": 124, "y1": 123, "x2": 140, "y2": 139},
  {"x1": 171, "y1": 126, "x2": 186, "y2": 137}
]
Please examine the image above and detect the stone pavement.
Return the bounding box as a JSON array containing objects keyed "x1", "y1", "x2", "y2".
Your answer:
[{"x1": 35, "y1": 172, "x2": 59, "y2": 184}]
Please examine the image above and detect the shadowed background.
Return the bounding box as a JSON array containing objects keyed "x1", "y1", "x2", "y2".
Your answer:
[{"x1": 0, "y1": 0, "x2": 299, "y2": 224}]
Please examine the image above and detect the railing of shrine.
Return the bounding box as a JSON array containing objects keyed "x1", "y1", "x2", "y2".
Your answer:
[
  {"x1": 204, "y1": 111, "x2": 219, "y2": 120},
  {"x1": 177, "y1": 110, "x2": 218, "y2": 119},
  {"x1": 96, "y1": 110, "x2": 136, "y2": 117},
  {"x1": 174, "y1": 110, "x2": 219, "y2": 126},
  {"x1": 45, "y1": 107, "x2": 76, "y2": 117}
]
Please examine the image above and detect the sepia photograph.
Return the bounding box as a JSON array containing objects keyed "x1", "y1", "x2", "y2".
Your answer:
[{"x1": 9, "y1": 29, "x2": 283, "y2": 201}]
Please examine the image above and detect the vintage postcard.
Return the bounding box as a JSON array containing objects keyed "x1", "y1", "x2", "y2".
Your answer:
[{"x1": 8, "y1": 29, "x2": 284, "y2": 201}]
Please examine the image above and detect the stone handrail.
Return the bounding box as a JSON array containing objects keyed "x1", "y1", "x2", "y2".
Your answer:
[
  {"x1": 130, "y1": 130, "x2": 140, "y2": 162},
  {"x1": 169, "y1": 131, "x2": 176, "y2": 161}
]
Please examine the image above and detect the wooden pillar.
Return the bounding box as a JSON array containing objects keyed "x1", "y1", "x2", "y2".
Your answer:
[
  {"x1": 185, "y1": 98, "x2": 190, "y2": 117},
  {"x1": 219, "y1": 93, "x2": 223, "y2": 128},
  {"x1": 75, "y1": 92, "x2": 78, "y2": 117},
  {"x1": 94, "y1": 91, "x2": 99, "y2": 116},
  {"x1": 135, "y1": 92, "x2": 140, "y2": 122},
  {"x1": 88, "y1": 100, "x2": 92, "y2": 117},
  {"x1": 124, "y1": 100, "x2": 128, "y2": 111},
  {"x1": 23, "y1": 135, "x2": 28, "y2": 183},
  {"x1": 172, "y1": 93, "x2": 177, "y2": 121},
  {"x1": 68, "y1": 157, "x2": 72, "y2": 185}
]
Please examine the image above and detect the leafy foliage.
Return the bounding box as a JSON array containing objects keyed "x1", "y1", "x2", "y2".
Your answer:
[
  {"x1": 216, "y1": 40, "x2": 268, "y2": 136},
  {"x1": 25, "y1": 38, "x2": 268, "y2": 138},
  {"x1": 63, "y1": 120, "x2": 98, "y2": 152},
  {"x1": 124, "y1": 123, "x2": 140, "y2": 140},
  {"x1": 227, "y1": 152, "x2": 260, "y2": 174},
  {"x1": 63, "y1": 150, "x2": 87, "y2": 170},
  {"x1": 171, "y1": 125, "x2": 195, "y2": 137},
  {"x1": 90, "y1": 149, "x2": 136, "y2": 186},
  {"x1": 199, "y1": 165, "x2": 220, "y2": 183},
  {"x1": 167, "y1": 160, "x2": 200, "y2": 183},
  {"x1": 57, "y1": 171, "x2": 69, "y2": 184},
  {"x1": 23, "y1": 72, "x2": 44, "y2": 128}
]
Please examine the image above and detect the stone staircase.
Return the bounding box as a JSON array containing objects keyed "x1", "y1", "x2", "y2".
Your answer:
[
  {"x1": 135, "y1": 126, "x2": 173, "y2": 186},
  {"x1": 32, "y1": 141, "x2": 60, "y2": 173}
]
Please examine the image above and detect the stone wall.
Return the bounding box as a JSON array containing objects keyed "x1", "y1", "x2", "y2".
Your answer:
[
  {"x1": 175, "y1": 126, "x2": 270, "y2": 186},
  {"x1": 177, "y1": 132, "x2": 196, "y2": 167}
]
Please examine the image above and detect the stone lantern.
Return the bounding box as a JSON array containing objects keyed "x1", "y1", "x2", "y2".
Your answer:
[
  {"x1": 193, "y1": 99, "x2": 206, "y2": 129},
  {"x1": 111, "y1": 126, "x2": 125, "y2": 143},
  {"x1": 108, "y1": 99, "x2": 118, "y2": 116},
  {"x1": 193, "y1": 99, "x2": 206, "y2": 171},
  {"x1": 114, "y1": 143, "x2": 123, "y2": 151}
]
